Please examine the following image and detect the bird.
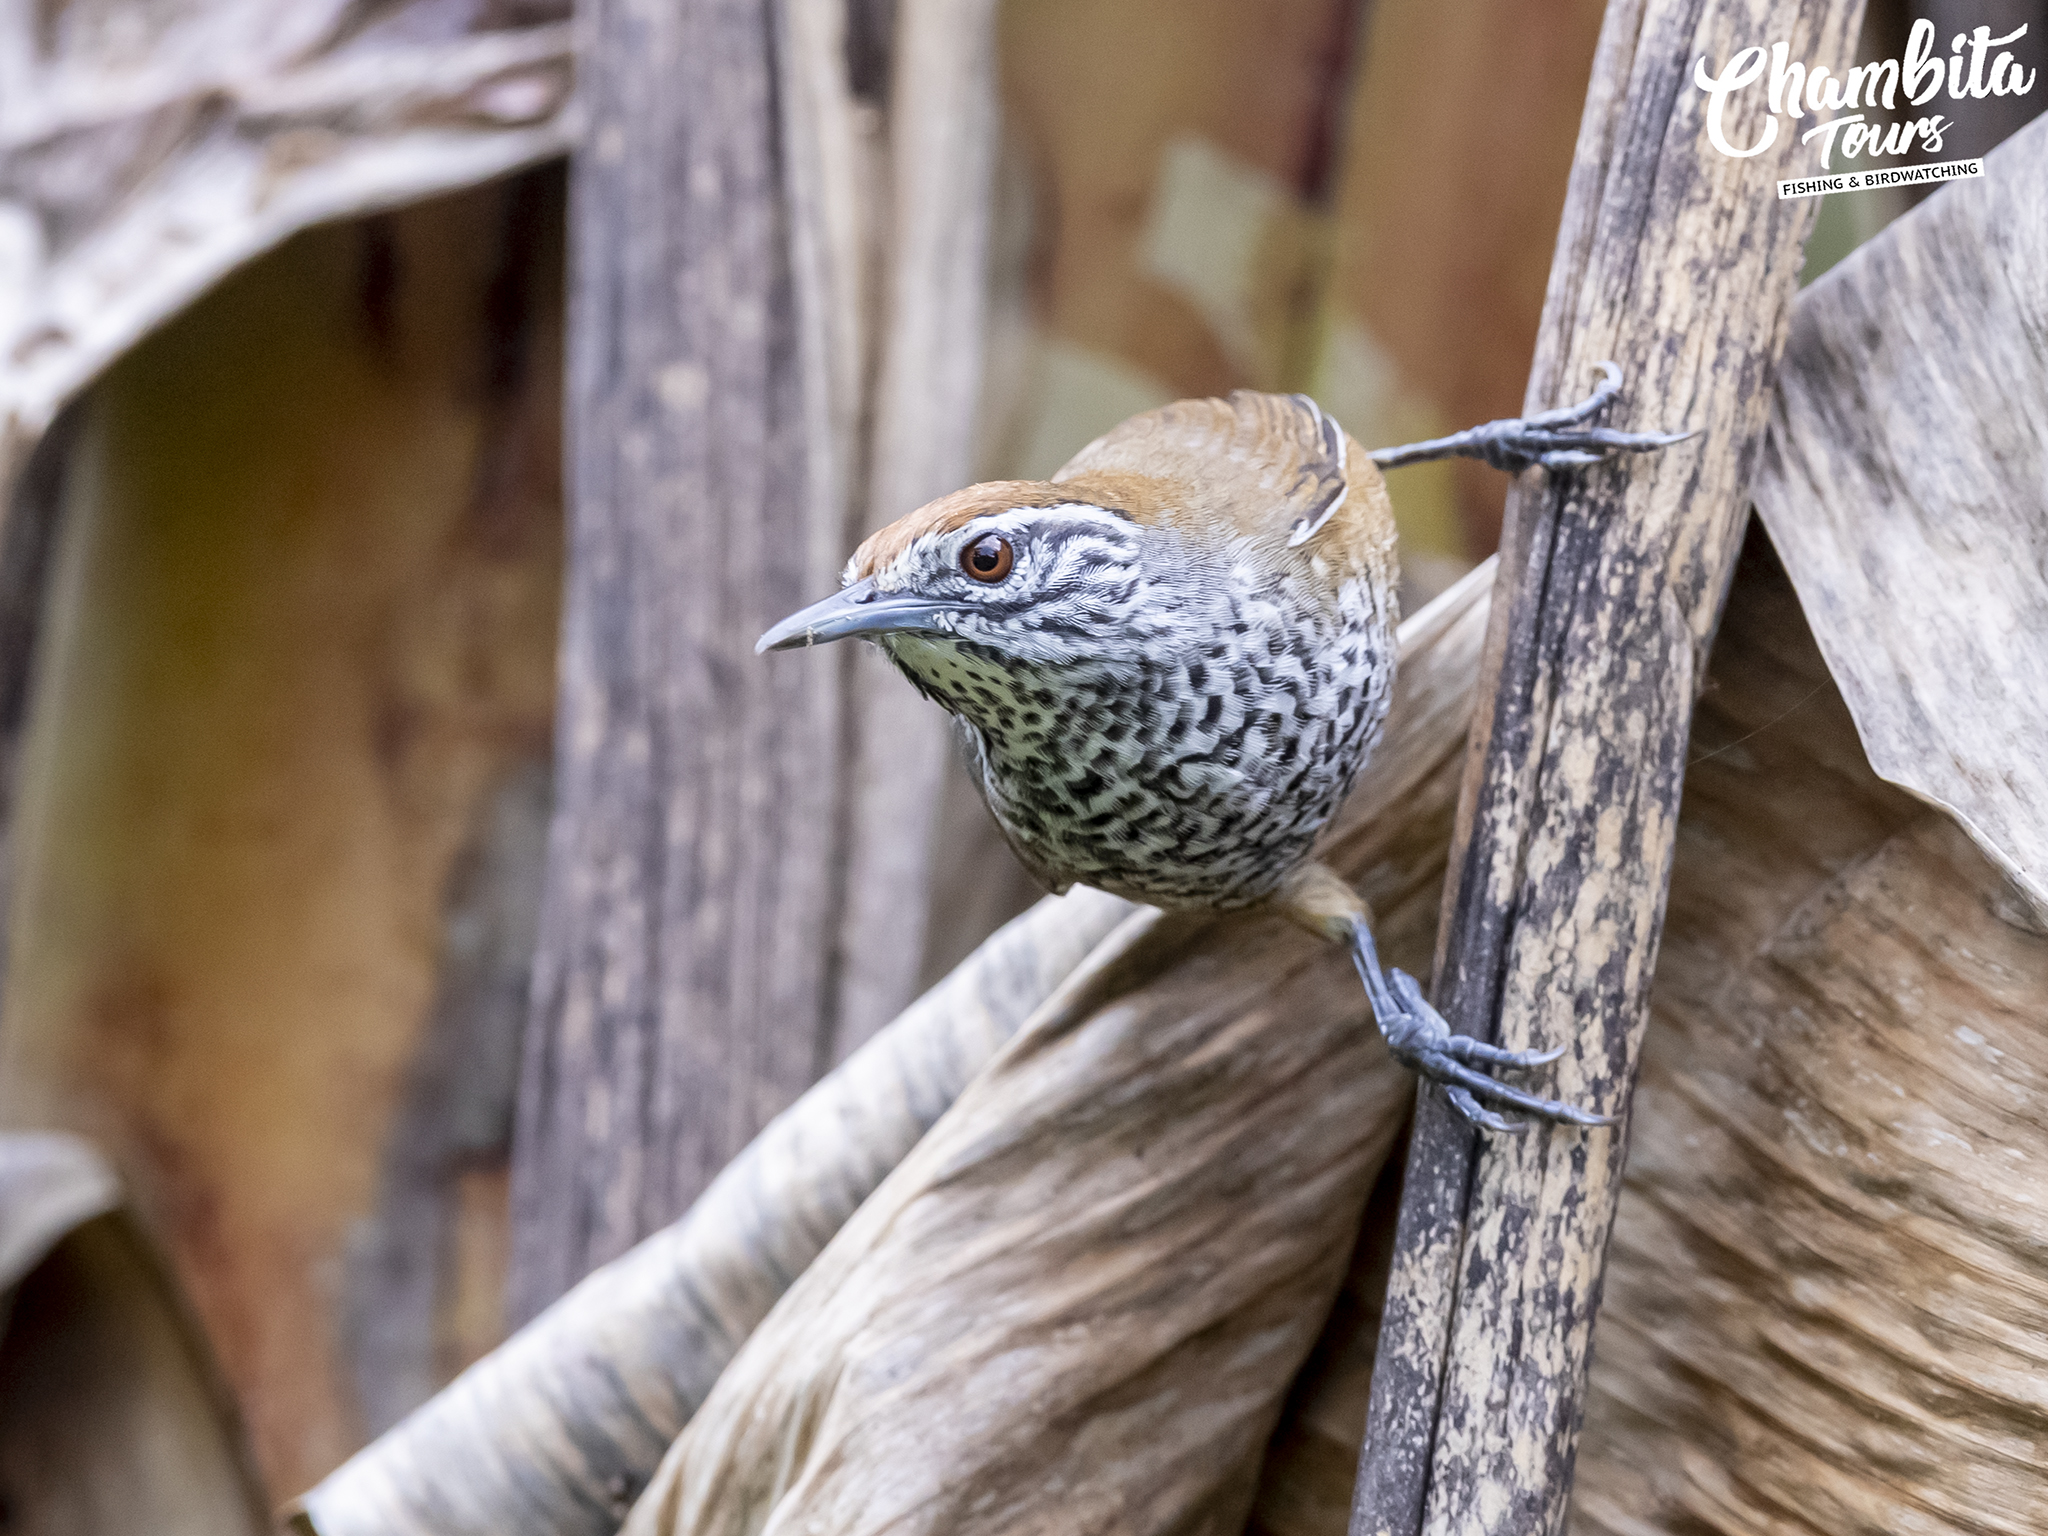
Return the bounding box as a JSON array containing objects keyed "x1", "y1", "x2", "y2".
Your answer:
[{"x1": 758, "y1": 365, "x2": 1686, "y2": 1131}]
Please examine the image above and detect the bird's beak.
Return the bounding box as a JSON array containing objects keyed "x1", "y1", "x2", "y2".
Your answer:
[{"x1": 755, "y1": 577, "x2": 959, "y2": 654}]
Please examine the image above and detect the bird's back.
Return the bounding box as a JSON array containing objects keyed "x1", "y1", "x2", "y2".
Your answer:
[{"x1": 1054, "y1": 391, "x2": 1398, "y2": 601}]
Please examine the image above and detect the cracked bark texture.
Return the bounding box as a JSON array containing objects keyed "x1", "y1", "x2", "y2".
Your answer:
[
  {"x1": 505, "y1": 0, "x2": 843, "y2": 1321},
  {"x1": 510, "y1": 0, "x2": 1007, "y2": 1321}
]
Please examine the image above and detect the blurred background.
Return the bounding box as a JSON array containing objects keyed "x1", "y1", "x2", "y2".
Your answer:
[{"x1": 0, "y1": 0, "x2": 2036, "y2": 1518}]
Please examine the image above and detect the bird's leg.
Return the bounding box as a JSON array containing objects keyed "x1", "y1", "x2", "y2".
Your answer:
[
  {"x1": 1367, "y1": 361, "x2": 1694, "y2": 475},
  {"x1": 1348, "y1": 920, "x2": 1612, "y2": 1131},
  {"x1": 1273, "y1": 863, "x2": 1613, "y2": 1133}
]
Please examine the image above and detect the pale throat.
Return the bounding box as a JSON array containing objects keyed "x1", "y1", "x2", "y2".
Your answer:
[{"x1": 878, "y1": 633, "x2": 1100, "y2": 758}]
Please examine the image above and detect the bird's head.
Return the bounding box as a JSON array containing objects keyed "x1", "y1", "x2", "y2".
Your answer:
[
  {"x1": 756, "y1": 391, "x2": 1394, "y2": 707},
  {"x1": 755, "y1": 479, "x2": 1191, "y2": 671}
]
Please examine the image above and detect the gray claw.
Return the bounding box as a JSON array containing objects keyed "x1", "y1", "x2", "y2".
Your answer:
[
  {"x1": 1368, "y1": 361, "x2": 1696, "y2": 475},
  {"x1": 1430, "y1": 1054, "x2": 1618, "y2": 1128},
  {"x1": 1388, "y1": 968, "x2": 1563, "y2": 1071},
  {"x1": 1441, "y1": 1034, "x2": 1569, "y2": 1070},
  {"x1": 1522, "y1": 359, "x2": 1624, "y2": 428},
  {"x1": 1446, "y1": 1086, "x2": 1529, "y2": 1134},
  {"x1": 1350, "y1": 918, "x2": 1612, "y2": 1133}
]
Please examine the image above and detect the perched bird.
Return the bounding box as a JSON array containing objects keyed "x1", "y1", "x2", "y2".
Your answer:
[{"x1": 760, "y1": 366, "x2": 1683, "y2": 1130}]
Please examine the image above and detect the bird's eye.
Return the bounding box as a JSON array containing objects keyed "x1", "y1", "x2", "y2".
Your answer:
[{"x1": 960, "y1": 533, "x2": 1014, "y2": 583}]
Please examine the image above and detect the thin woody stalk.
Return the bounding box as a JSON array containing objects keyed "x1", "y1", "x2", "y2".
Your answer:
[{"x1": 1349, "y1": 0, "x2": 1867, "y2": 1530}]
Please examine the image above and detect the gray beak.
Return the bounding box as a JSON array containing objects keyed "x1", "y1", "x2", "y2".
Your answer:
[{"x1": 756, "y1": 577, "x2": 960, "y2": 654}]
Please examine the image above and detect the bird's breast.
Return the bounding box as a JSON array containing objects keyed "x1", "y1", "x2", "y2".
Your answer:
[{"x1": 884, "y1": 573, "x2": 1394, "y2": 909}]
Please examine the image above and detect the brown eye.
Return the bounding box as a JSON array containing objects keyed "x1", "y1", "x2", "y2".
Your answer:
[{"x1": 960, "y1": 533, "x2": 1014, "y2": 583}]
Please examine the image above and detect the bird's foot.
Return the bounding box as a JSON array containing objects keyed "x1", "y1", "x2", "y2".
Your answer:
[
  {"x1": 1368, "y1": 361, "x2": 1695, "y2": 475},
  {"x1": 1350, "y1": 920, "x2": 1614, "y2": 1133}
]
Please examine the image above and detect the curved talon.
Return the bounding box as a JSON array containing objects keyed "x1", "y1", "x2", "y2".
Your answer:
[
  {"x1": 1446, "y1": 1086, "x2": 1529, "y2": 1135},
  {"x1": 1441, "y1": 1036, "x2": 1568, "y2": 1071},
  {"x1": 1428, "y1": 1054, "x2": 1617, "y2": 1128}
]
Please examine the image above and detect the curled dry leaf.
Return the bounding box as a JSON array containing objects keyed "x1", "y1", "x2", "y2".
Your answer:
[
  {"x1": 296, "y1": 882, "x2": 1136, "y2": 1536},
  {"x1": 0, "y1": 0, "x2": 574, "y2": 507},
  {"x1": 1754, "y1": 116, "x2": 2048, "y2": 917},
  {"x1": 0, "y1": 1132, "x2": 269, "y2": 1535}
]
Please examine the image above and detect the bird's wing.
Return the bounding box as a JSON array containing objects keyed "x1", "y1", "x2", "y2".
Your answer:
[{"x1": 1054, "y1": 391, "x2": 1396, "y2": 579}]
